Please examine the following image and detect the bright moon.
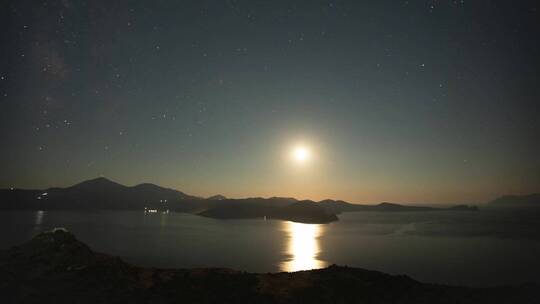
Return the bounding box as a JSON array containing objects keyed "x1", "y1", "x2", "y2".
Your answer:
[{"x1": 292, "y1": 146, "x2": 310, "y2": 163}]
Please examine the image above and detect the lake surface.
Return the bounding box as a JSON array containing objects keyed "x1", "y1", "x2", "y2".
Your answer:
[{"x1": 1, "y1": 210, "x2": 539, "y2": 287}]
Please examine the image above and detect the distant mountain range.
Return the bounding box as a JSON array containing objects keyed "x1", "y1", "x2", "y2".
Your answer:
[
  {"x1": 0, "y1": 177, "x2": 198, "y2": 211},
  {"x1": 0, "y1": 177, "x2": 495, "y2": 224}
]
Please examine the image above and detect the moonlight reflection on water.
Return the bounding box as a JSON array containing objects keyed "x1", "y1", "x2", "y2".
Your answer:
[{"x1": 280, "y1": 221, "x2": 327, "y2": 272}]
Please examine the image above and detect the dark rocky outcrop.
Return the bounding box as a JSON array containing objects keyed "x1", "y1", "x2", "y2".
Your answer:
[{"x1": 0, "y1": 231, "x2": 535, "y2": 303}]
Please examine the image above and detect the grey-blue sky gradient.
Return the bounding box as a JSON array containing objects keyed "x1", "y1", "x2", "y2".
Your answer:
[{"x1": 1, "y1": 0, "x2": 539, "y2": 204}]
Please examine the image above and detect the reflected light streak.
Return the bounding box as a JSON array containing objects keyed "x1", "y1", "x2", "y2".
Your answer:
[
  {"x1": 280, "y1": 221, "x2": 327, "y2": 272},
  {"x1": 34, "y1": 210, "x2": 45, "y2": 226}
]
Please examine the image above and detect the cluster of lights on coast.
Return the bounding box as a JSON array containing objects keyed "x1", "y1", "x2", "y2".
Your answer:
[{"x1": 144, "y1": 198, "x2": 170, "y2": 214}]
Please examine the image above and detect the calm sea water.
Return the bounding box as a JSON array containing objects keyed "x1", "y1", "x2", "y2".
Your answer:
[{"x1": 1, "y1": 210, "x2": 539, "y2": 287}]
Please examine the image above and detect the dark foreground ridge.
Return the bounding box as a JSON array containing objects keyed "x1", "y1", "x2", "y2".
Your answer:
[{"x1": 0, "y1": 230, "x2": 534, "y2": 304}]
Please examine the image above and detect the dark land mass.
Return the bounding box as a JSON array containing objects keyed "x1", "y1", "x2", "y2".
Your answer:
[
  {"x1": 0, "y1": 177, "x2": 199, "y2": 211},
  {"x1": 0, "y1": 177, "x2": 485, "y2": 224},
  {"x1": 0, "y1": 230, "x2": 534, "y2": 304},
  {"x1": 487, "y1": 193, "x2": 540, "y2": 208},
  {"x1": 199, "y1": 200, "x2": 338, "y2": 223},
  {"x1": 318, "y1": 200, "x2": 478, "y2": 214},
  {"x1": 207, "y1": 194, "x2": 227, "y2": 200}
]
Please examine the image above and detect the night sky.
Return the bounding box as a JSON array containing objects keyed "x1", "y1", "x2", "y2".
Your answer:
[{"x1": 1, "y1": 0, "x2": 539, "y2": 204}]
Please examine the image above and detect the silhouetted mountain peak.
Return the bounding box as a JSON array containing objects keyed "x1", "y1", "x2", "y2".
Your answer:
[
  {"x1": 133, "y1": 182, "x2": 156, "y2": 188},
  {"x1": 377, "y1": 202, "x2": 400, "y2": 207},
  {"x1": 131, "y1": 183, "x2": 197, "y2": 200},
  {"x1": 319, "y1": 199, "x2": 350, "y2": 205},
  {"x1": 67, "y1": 177, "x2": 127, "y2": 191},
  {"x1": 132, "y1": 183, "x2": 169, "y2": 192}
]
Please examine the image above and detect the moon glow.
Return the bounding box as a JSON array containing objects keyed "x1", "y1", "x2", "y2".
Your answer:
[{"x1": 292, "y1": 146, "x2": 310, "y2": 163}]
